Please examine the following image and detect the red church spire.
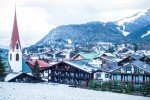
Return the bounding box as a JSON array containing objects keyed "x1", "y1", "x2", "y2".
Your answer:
[{"x1": 10, "y1": 8, "x2": 21, "y2": 51}]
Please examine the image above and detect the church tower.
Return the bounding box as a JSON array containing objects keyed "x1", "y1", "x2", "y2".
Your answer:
[{"x1": 8, "y1": 8, "x2": 22, "y2": 72}]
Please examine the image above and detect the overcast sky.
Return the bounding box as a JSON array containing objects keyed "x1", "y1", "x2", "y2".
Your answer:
[{"x1": 0, "y1": 0, "x2": 149, "y2": 48}]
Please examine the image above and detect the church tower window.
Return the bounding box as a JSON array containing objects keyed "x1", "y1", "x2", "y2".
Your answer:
[
  {"x1": 16, "y1": 53, "x2": 19, "y2": 61},
  {"x1": 16, "y1": 43, "x2": 19, "y2": 49}
]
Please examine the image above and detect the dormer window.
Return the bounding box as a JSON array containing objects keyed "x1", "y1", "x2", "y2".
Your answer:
[{"x1": 16, "y1": 43, "x2": 19, "y2": 49}]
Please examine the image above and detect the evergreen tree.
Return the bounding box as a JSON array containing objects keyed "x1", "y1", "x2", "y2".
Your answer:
[
  {"x1": 0, "y1": 55, "x2": 5, "y2": 81},
  {"x1": 32, "y1": 60, "x2": 40, "y2": 78}
]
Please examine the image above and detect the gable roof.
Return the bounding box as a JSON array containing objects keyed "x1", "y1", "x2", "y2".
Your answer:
[
  {"x1": 94, "y1": 52, "x2": 118, "y2": 60},
  {"x1": 45, "y1": 60, "x2": 99, "y2": 73},
  {"x1": 5, "y1": 72, "x2": 45, "y2": 82},
  {"x1": 132, "y1": 60, "x2": 150, "y2": 74},
  {"x1": 143, "y1": 54, "x2": 150, "y2": 59},
  {"x1": 27, "y1": 60, "x2": 51, "y2": 68},
  {"x1": 5, "y1": 72, "x2": 23, "y2": 82},
  {"x1": 101, "y1": 62, "x2": 121, "y2": 72},
  {"x1": 64, "y1": 60, "x2": 98, "y2": 73},
  {"x1": 110, "y1": 60, "x2": 150, "y2": 74},
  {"x1": 131, "y1": 54, "x2": 144, "y2": 60},
  {"x1": 72, "y1": 52, "x2": 101, "y2": 60}
]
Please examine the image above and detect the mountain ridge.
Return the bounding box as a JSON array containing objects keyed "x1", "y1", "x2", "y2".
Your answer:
[{"x1": 33, "y1": 9, "x2": 150, "y2": 49}]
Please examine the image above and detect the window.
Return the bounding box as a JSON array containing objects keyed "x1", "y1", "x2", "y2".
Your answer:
[
  {"x1": 135, "y1": 75, "x2": 139, "y2": 82},
  {"x1": 96, "y1": 73, "x2": 101, "y2": 78},
  {"x1": 124, "y1": 75, "x2": 128, "y2": 81},
  {"x1": 105, "y1": 74, "x2": 109, "y2": 78},
  {"x1": 16, "y1": 53, "x2": 19, "y2": 61},
  {"x1": 126, "y1": 67, "x2": 131, "y2": 72},
  {"x1": 95, "y1": 72, "x2": 101, "y2": 79},
  {"x1": 16, "y1": 43, "x2": 19, "y2": 49},
  {"x1": 113, "y1": 74, "x2": 117, "y2": 80},
  {"x1": 134, "y1": 67, "x2": 139, "y2": 73},
  {"x1": 70, "y1": 73, "x2": 74, "y2": 77},
  {"x1": 10, "y1": 53, "x2": 12, "y2": 61}
]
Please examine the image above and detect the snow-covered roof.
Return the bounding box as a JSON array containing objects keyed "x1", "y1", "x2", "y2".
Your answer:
[
  {"x1": 5, "y1": 72, "x2": 45, "y2": 82},
  {"x1": 73, "y1": 52, "x2": 101, "y2": 60},
  {"x1": 5, "y1": 72, "x2": 23, "y2": 82},
  {"x1": 64, "y1": 60, "x2": 98, "y2": 73},
  {"x1": 94, "y1": 52, "x2": 116, "y2": 59},
  {"x1": 132, "y1": 60, "x2": 150, "y2": 74}
]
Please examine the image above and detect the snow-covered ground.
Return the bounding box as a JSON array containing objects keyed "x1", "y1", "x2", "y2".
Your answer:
[{"x1": 0, "y1": 82, "x2": 149, "y2": 100}]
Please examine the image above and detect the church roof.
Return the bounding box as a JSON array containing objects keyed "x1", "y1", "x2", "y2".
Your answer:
[{"x1": 10, "y1": 9, "x2": 21, "y2": 51}]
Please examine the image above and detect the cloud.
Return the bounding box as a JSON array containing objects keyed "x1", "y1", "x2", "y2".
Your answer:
[{"x1": 0, "y1": 0, "x2": 149, "y2": 47}]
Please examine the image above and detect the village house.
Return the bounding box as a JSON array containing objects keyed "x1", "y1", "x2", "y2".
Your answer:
[
  {"x1": 110, "y1": 60, "x2": 150, "y2": 83},
  {"x1": 5, "y1": 72, "x2": 45, "y2": 83}
]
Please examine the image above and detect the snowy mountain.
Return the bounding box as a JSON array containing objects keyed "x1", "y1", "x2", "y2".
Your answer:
[
  {"x1": 36, "y1": 22, "x2": 124, "y2": 47},
  {"x1": 33, "y1": 9, "x2": 150, "y2": 49},
  {"x1": 115, "y1": 9, "x2": 150, "y2": 39}
]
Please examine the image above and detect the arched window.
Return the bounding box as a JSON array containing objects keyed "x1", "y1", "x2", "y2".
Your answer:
[
  {"x1": 10, "y1": 53, "x2": 12, "y2": 61},
  {"x1": 16, "y1": 43, "x2": 19, "y2": 49},
  {"x1": 16, "y1": 53, "x2": 19, "y2": 61}
]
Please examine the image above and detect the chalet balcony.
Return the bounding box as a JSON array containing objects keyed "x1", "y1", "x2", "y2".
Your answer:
[{"x1": 51, "y1": 74, "x2": 91, "y2": 80}]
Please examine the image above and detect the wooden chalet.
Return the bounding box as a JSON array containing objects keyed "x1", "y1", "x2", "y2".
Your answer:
[
  {"x1": 5, "y1": 73, "x2": 45, "y2": 83},
  {"x1": 42, "y1": 60, "x2": 98, "y2": 86},
  {"x1": 110, "y1": 60, "x2": 150, "y2": 84},
  {"x1": 118, "y1": 54, "x2": 150, "y2": 66}
]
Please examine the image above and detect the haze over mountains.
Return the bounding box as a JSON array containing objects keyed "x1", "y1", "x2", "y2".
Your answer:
[{"x1": 33, "y1": 9, "x2": 150, "y2": 49}]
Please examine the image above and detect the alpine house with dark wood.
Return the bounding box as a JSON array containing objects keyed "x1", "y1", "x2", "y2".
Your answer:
[{"x1": 42, "y1": 60, "x2": 98, "y2": 86}]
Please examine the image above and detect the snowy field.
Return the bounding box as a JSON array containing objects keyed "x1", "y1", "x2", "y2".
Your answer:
[{"x1": 0, "y1": 82, "x2": 149, "y2": 100}]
